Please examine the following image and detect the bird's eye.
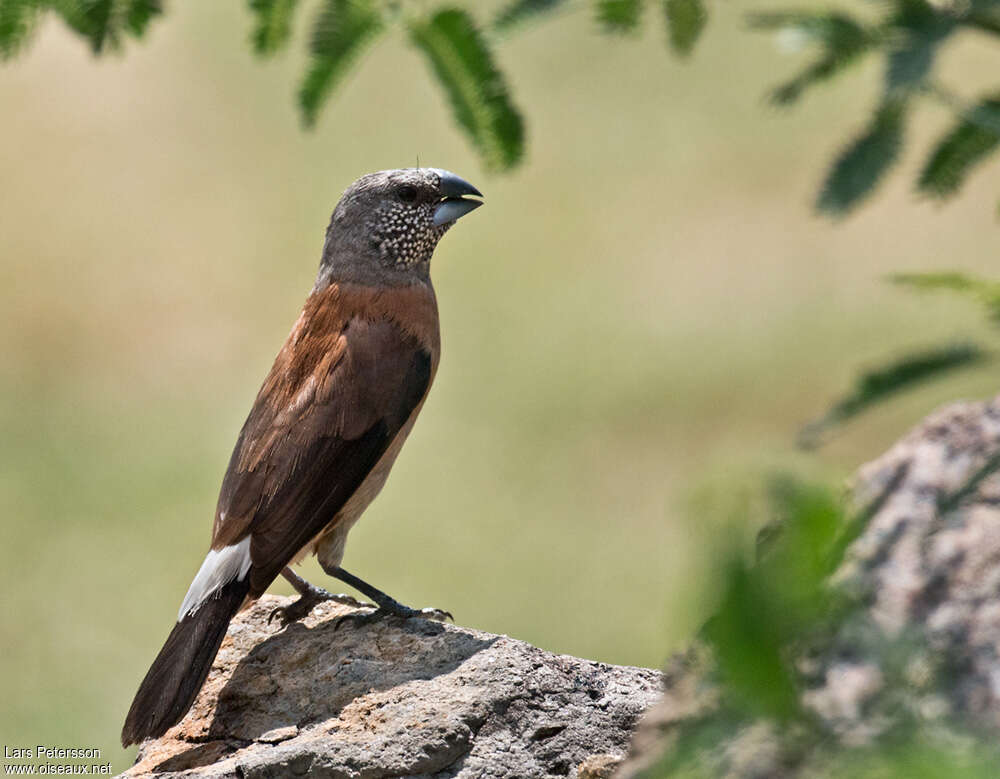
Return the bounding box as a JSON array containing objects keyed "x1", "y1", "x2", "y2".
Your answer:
[{"x1": 396, "y1": 185, "x2": 418, "y2": 203}]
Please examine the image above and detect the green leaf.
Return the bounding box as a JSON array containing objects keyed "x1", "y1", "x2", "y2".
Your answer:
[
  {"x1": 702, "y1": 557, "x2": 801, "y2": 720},
  {"x1": 595, "y1": 0, "x2": 643, "y2": 34},
  {"x1": 62, "y1": 0, "x2": 114, "y2": 53},
  {"x1": 748, "y1": 12, "x2": 876, "y2": 105},
  {"x1": 493, "y1": 0, "x2": 568, "y2": 34},
  {"x1": 885, "y1": 33, "x2": 941, "y2": 96},
  {"x1": 885, "y1": 0, "x2": 953, "y2": 95},
  {"x1": 699, "y1": 479, "x2": 851, "y2": 722},
  {"x1": 764, "y1": 476, "x2": 843, "y2": 579},
  {"x1": 663, "y1": 0, "x2": 706, "y2": 57},
  {"x1": 409, "y1": 8, "x2": 524, "y2": 171},
  {"x1": 890, "y1": 271, "x2": 1000, "y2": 321},
  {"x1": 889, "y1": 270, "x2": 998, "y2": 294},
  {"x1": 817, "y1": 99, "x2": 906, "y2": 216},
  {"x1": 49, "y1": 0, "x2": 161, "y2": 54},
  {"x1": 0, "y1": 0, "x2": 41, "y2": 60},
  {"x1": 966, "y1": 4, "x2": 1000, "y2": 37},
  {"x1": 298, "y1": 0, "x2": 382, "y2": 128},
  {"x1": 249, "y1": 0, "x2": 300, "y2": 56},
  {"x1": 125, "y1": 0, "x2": 161, "y2": 37},
  {"x1": 798, "y1": 341, "x2": 988, "y2": 448},
  {"x1": 918, "y1": 96, "x2": 1000, "y2": 198}
]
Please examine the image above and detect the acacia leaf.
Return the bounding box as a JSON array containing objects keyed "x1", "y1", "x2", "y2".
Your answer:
[
  {"x1": 663, "y1": 0, "x2": 706, "y2": 56},
  {"x1": 918, "y1": 97, "x2": 1000, "y2": 198},
  {"x1": 798, "y1": 341, "x2": 987, "y2": 448},
  {"x1": 493, "y1": 0, "x2": 568, "y2": 34},
  {"x1": 125, "y1": 0, "x2": 160, "y2": 36},
  {"x1": 0, "y1": 0, "x2": 41, "y2": 60},
  {"x1": 749, "y1": 12, "x2": 876, "y2": 105},
  {"x1": 885, "y1": 0, "x2": 952, "y2": 95},
  {"x1": 410, "y1": 8, "x2": 524, "y2": 171},
  {"x1": 702, "y1": 557, "x2": 801, "y2": 720},
  {"x1": 65, "y1": 0, "x2": 114, "y2": 53},
  {"x1": 298, "y1": 0, "x2": 382, "y2": 128},
  {"x1": 49, "y1": 0, "x2": 161, "y2": 53},
  {"x1": 817, "y1": 99, "x2": 906, "y2": 215},
  {"x1": 595, "y1": 0, "x2": 643, "y2": 34},
  {"x1": 890, "y1": 271, "x2": 1000, "y2": 321},
  {"x1": 248, "y1": 0, "x2": 301, "y2": 56}
]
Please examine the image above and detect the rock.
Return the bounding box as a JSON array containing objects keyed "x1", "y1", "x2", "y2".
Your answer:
[
  {"x1": 618, "y1": 396, "x2": 1000, "y2": 777},
  {"x1": 577, "y1": 753, "x2": 626, "y2": 778},
  {"x1": 123, "y1": 596, "x2": 661, "y2": 778}
]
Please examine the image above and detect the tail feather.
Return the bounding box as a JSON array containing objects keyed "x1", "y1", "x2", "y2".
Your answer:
[{"x1": 121, "y1": 578, "x2": 250, "y2": 746}]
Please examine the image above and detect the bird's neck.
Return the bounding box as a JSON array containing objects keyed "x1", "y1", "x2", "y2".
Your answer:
[{"x1": 314, "y1": 253, "x2": 431, "y2": 291}]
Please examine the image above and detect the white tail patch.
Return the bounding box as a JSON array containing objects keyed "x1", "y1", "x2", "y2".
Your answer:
[{"x1": 178, "y1": 537, "x2": 252, "y2": 621}]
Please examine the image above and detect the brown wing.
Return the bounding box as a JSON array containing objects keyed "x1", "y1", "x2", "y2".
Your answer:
[{"x1": 212, "y1": 312, "x2": 432, "y2": 597}]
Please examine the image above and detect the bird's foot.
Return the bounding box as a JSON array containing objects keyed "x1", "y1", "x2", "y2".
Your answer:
[
  {"x1": 335, "y1": 598, "x2": 452, "y2": 631},
  {"x1": 269, "y1": 586, "x2": 369, "y2": 627}
]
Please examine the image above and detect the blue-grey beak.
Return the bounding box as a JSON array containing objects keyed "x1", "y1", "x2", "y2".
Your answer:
[{"x1": 433, "y1": 169, "x2": 484, "y2": 226}]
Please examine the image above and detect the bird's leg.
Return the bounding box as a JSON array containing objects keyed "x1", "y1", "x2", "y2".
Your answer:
[
  {"x1": 268, "y1": 567, "x2": 370, "y2": 626},
  {"x1": 325, "y1": 565, "x2": 453, "y2": 629}
]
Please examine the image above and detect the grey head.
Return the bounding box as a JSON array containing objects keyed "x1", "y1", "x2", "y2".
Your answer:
[{"x1": 318, "y1": 168, "x2": 483, "y2": 287}]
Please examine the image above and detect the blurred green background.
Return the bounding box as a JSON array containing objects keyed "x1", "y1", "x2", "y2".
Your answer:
[{"x1": 1, "y1": 1, "x2": 997, "y2": 771}]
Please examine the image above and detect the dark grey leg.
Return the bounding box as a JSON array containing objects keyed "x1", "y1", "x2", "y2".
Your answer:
[
  {"x1": 325, "y1": 565, "x2": 453, "y2": 628},
  {"x1": 268, "y1": 567, "x2": 369, "y2": 626}
]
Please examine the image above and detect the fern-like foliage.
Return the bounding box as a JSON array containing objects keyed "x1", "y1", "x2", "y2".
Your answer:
[
  {"x1": 755, "y1": 0, "x2": 1000, "y2": 215},
  {"x1": 890, "y1": 271, "x2": 1000, "y2": 321},
  {"x1": 248, "y1": 0, "x2": 300, "y2": 57},
  {"x1": 919, "y1": 97, "x2": 1000, "y2": 198},
  {"x1": 60, "y1": 0, "x2": 162, "y2": 53},
  {"x1": 799, "y1": 271, "x2": 1000, "y2": 449},
  {"x1": 595, "y1": 0, "x2": 644, "y2": 35},
  {"x1": 2, "y1": 0, "x2": 998, "y2": 212},
  {"x1": 0, "y1": 0, "x2": 41, "y2": 60},
  {"x1": 817, "y1": 99, "x2": 906, "y2": 216},
  {"x1": 410, "y1": 8, "x2": 524, "y2": 171},
  {"x1": 493, "y1": 0, "x2": 568, "y2": 34},
  {"x1": 663, "y1": 0, "x2": 707, "y2": 57},
  {"x1": 298, "y1": 0, "x2": 383, "y2": 128},
  {"x1": 0, "y1": 0, "x2": 162, "y2": 58},
  {"x1": 749, "y1": 12, "x2": 878, "y2": 106},
  {"x1": 798, "y1": 342, "x2": 987, "y2": 448},
  {"x1": 884, "y1": 0, "x2": 953, "y2": 96}
]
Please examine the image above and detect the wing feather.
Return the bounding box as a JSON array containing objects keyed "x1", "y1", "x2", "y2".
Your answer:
[{"x1": 210, "y1": 304, "x2": 432, "y2": 596}]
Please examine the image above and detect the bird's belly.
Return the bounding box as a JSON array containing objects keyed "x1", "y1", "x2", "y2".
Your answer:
[{"x1": 302, "y1": 409, "x2": 421, "y2": 569}]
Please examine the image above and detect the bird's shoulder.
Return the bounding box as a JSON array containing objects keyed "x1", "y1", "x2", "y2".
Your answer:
[{"x1": 261, "y1": 279, "x2": 439, "y2": 412}]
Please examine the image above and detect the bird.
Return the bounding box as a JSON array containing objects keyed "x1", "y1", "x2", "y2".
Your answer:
[{"x1": 121, "y1": 167, "x2": 483, "y2": 747}]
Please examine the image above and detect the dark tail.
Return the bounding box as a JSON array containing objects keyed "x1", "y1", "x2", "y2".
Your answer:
[{"x1": 121, "y1": 579, "x2": 250, "y2": 746}]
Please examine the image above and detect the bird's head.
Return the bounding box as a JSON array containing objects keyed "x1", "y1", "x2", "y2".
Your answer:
[{"x1": 319, "y1": 168, "x2": 483, "y2": 285}]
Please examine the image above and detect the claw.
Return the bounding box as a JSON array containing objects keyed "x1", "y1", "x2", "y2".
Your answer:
[
  {"x1": 419, "y1": 608, "x2": 453, "y2": 622},
  {"x1": 269, "y1": 588, "x2": 370, "y2": 629},
  {"x1": 268, "y1": 600, "x2": 313, "y2": 627}
]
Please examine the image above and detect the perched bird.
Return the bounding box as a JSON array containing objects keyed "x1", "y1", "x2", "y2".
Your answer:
[{"x1": 122, "y1": 168, "x2": 483, "y2": 747}]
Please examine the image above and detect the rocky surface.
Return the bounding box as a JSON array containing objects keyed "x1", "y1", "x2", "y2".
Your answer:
[
  {"x1": 122, "y1": 596, "x2": 661, "y2": 778},
  {"x1": 123, "y1": 397, "x2": 1000, "y2": 778},
  {"x1": 618, "y1": 396, "x2": 1000, "y2": 777}
]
